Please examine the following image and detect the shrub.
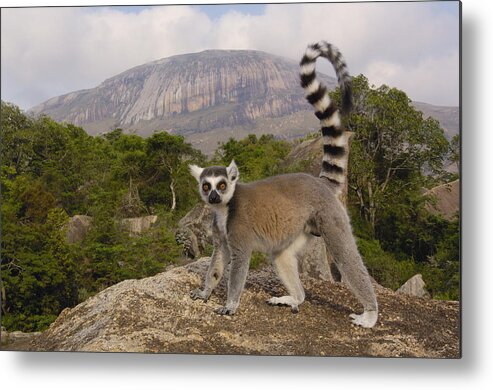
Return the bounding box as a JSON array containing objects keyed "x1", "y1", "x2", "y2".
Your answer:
[{"x1": 357, "y1": 238, "x2": 416, "y2": 290}]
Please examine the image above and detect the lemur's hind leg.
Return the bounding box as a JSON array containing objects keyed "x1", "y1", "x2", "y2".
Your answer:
[
  {"x1": 267, "y1": 234, "x2": 307, "y2": 313},
  {"x1": 316, "y1": 208, "x2": 378, "y2": 328}
]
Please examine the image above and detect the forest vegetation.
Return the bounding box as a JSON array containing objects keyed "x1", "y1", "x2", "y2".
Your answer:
[{"x1": 0, "y1": 75, "x2": 460, "y2": 332}]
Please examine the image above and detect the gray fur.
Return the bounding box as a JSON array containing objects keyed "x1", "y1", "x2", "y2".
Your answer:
[
  {"x1": 300, "y1": 41, "x2": 352, "y2": 193},
  {"x1": 189, "y1": 42, "x2": 378, "y2": 328},
  {"x1": 190, "y1": 173, "x2": 378, "y2": 327}
]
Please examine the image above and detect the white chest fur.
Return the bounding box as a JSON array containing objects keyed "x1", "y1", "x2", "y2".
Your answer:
[{"x1": 214, "y1": 206, "x2": 229, "y2": 236}]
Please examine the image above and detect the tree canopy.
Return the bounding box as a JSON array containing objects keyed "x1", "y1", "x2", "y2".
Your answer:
[{"x1": 0, "y1": 79, "x2": 460, "y2": 332}]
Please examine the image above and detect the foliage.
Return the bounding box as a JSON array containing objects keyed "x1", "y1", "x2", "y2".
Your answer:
[
  {"x1": 418, "y1": 217, "x2": 460, "y2": 300},
  {"x1": 357, "y1": 238, "x2": 416, "y2": 291},
  {"x1": 328, "y1": 76, "x2": 459, "y2": 296},
  {"x1": 332, "y1": 75, "x2": 449, "y2": 235},
  {"x1": 328, "y1": 77, "x2": 457, "y2": 297},
  {"x1": 0, "y1": 102, "x2": 200, "y2": 331},
  {"x1": 75, "y1": 212, "x2": 182, "y2": 294},
  {"x1": 250, "y1": 252, "x2": 269, "y2": 270},
  {"x1": 449, "y1": 134, "x2": 460, "y2": 171},
  {"x1": 213, "y1": 134, "x2": 291, "y2": 182},
  {"x1": 0, "y1": 78, "x2": 460, "y2": 332},
  {"x1": 1, "y1": 202, "x2": 78, "y2": 331}
]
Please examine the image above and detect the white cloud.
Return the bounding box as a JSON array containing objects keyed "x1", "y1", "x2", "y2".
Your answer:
[
  {"x1": 365, "y1": 51, "x2": 460, "y2": 105},
  {"x1": 1, "y1": 2, "x2": 459, "y2": 109}
]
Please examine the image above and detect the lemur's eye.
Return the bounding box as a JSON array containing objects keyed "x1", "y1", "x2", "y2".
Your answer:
[
  {"x1": 218, "y1": 182, "x2": 227, "y2": 191},
  {"x1": 202, "y1": 183, "x2": 210, "y2": 192}
]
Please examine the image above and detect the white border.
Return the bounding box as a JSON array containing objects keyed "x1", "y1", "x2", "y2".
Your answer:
[{"x1": 2, "y1": 1, "x2": 492, "y2": 390}]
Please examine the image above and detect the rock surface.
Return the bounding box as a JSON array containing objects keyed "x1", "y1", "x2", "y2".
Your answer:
[
  {"x1": 66, "y1": 215, "x2": 93, "y2": 243},
  {"x1": 15, "y1": 258, "x2": 460, "y2": 357},
  {"x1": 30, "y1": 50, "x2": 335, "y2": 141},
  {"x1": 397, "y1": 274, "x2": 430, "y2": 299},
  {"x1": 120, "y1": 215, "x2": 158, "y2": 235},
  {"x1": 1, "y1": 329, "x2": 42, "y2": 350},
  {"x1": 298, "y1": 236, "x2": 334, "y2": 282},
  {"x1": 425, "y1": 180, "x2": 460, "y2": 220},
  {"x1": 30, "y1": 50, "x2": 458, "y2": 155},
  {"x1": 175, "y1": 203, "x2": 213, "y2": 259}
]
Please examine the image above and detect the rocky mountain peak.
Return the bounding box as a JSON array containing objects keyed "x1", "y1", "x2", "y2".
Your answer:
[
  {"x1": 30, "y1": 50, "x2": 333, "y2": 140},
  {"x1": 29, "y1": 49, "x2": 459, "y2": 154}
]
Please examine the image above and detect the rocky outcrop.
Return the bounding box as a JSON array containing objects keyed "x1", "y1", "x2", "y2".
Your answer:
[
  {"x1": 66, "y1": 215, "x2": 93, "y2": 243},
  {"x1": 30, "y1": 50, "x2": 336, "y2": 138},
  {"x1": 120, "y1": 215, "x2": 158, "y2": 236},
  {"x1": 397, "y1": 274, "x2": 430, "y2": 299},
  {"x1": 66, "y1": 215, "x2": 159, "y2": 242},
  {"x1": 1, "y1": 328, "x2": 42, "y2": 350},
  {"x1": 21, "y1": 258, "x2": 459, "y2": 357},
  {"x1": 425, "y1": 180, "x2": 460, "y2": 220},
  {"x1": 30, "y1": 50, "x2": 458, "y2": 156},
  {"x1": 298, "y1": 236, "x2": 334, "y2": 282},
  {"x1": 175, "y1": 203, "x2": 213, "y2": 259}
]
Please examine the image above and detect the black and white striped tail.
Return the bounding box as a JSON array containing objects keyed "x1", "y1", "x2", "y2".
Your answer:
[{"x1": 300, "y1": 41, "x2": 352, "y2": 192}]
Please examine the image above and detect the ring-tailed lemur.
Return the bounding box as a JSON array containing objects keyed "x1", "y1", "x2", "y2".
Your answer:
[{"x1": 189, "y1": 41, "x2": 378, "y2": 328}]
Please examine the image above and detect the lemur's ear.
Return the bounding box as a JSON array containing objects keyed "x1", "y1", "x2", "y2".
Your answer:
[
  {"x1": 227, "y1": 160, "x2": 239, "y2": 182},
  {"x1": 189, "y1": 164, "x2": 204, "y2": 182}
]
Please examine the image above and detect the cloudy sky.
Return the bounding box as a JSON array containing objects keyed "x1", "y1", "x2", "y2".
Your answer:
[{"x1": 1, "y1": 1, "x2": 460, "y2": 110}]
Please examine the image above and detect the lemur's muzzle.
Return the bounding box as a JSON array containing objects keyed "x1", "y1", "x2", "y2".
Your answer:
[{"x1": 208, "y1": 190, "x2": 221, "y2": 204}]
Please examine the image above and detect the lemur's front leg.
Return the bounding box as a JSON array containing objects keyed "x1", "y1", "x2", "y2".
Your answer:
[
  {"x1": 214, "y1": 245, "x2": 251, "y2": 316},
  {"x1": 190, "y1": 219, "x2": 228, "y2": 302}
]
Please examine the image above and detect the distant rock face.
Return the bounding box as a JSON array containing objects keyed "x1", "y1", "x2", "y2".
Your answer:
[
  {"x1": 66, "y1": 215, "x2": 93, "y2": 243},
  {"x1": 425, "y1": 180, "x2": 460, "y2": 220},
  {"x1": 26, "y1": 258, "x2": 460, "y2": 357},
  {"x1": 412, "y1": 102, "x2": 459, "y2": 140},
  {"x1": 30, "y1": 50, "x2": 458, "y2": 156},
  {"x1": 120, "y1": 215, "x2": 158, "y2": 236},
  {"x1": 66, "y1": 215, "x2": 159, "y2": 243},
  {"x1": 397, "y1": 274, "x2": 430, "y2": 298},
  {"x1": 30, "y1": 50, "x2": 336, "y2": 138}
]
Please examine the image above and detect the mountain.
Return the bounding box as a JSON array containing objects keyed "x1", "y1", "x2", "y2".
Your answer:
[
  {"x1": 425, "y1": 179, "x2": 460, "y2": 220},
  {"x1": 30, "y1": 50, "x2": 459, "y2": 154},
  {"x1": 412, "y1": 101, "x2": 459, "y2": 140},
  {"x1": 30, "y1": 50, "x2": 335, "y2": 153}
]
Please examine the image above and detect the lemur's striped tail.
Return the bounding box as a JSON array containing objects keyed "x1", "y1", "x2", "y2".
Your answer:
[{"x1": 300, "y1": 41, "x2": 352, "y2": 192}]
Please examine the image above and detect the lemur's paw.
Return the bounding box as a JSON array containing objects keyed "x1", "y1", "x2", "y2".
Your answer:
[
  {"x1": 349, "y1": 310, "x2": 378, "y2": 328},
  {"x1": 190, "y1": 289, "x2": 208, "y2": 302},
  {"x1": 214, "y1": 306, "x2": 236, "y2": 316},
  {"x1": 267, "y1": 296, "x2": 300, "y2": 314}
]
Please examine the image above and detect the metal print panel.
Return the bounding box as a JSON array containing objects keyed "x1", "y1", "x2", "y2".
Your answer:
[{"x1": 0, "y1": 1, "x2": 460, "y2": 358}]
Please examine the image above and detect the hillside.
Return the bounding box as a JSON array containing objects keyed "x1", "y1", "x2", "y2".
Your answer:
[
  {"x1": 425, "y1": 179, "x2": 460, "y2": 220},
  {"x1": 29, "y1": 50, "x2": 459, "y2": 154},
  {"x1": 412, "y1": 101, "x2": 459, "y2": 140},
  {"x1": 8, "y1": 258, "x2": 459, "y2": 357},
  {"x1": 30, "y1": 50, "x2": 334, "y2": 153}
]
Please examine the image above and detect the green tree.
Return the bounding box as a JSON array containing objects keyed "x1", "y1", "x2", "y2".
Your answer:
[
  {"x1": 333, "y1": 75, "x2": 449, "y2": 235},
  {"x1": 0, "y1": 178, "x2": 77, "y2": 331},
  {"x1": 214, "y1": 134, "x2": 292, "y2": 182},
  {"x1": 449, "y1": 134, "x2": 460, "y2": 172},
  {"x1": 144, "y1": 132, "x2": 204, "y2": 213}
]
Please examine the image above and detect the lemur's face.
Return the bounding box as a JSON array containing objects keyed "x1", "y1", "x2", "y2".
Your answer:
[{"x1": 189, "y1": 160, "x2": 239, "y2": 206}]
